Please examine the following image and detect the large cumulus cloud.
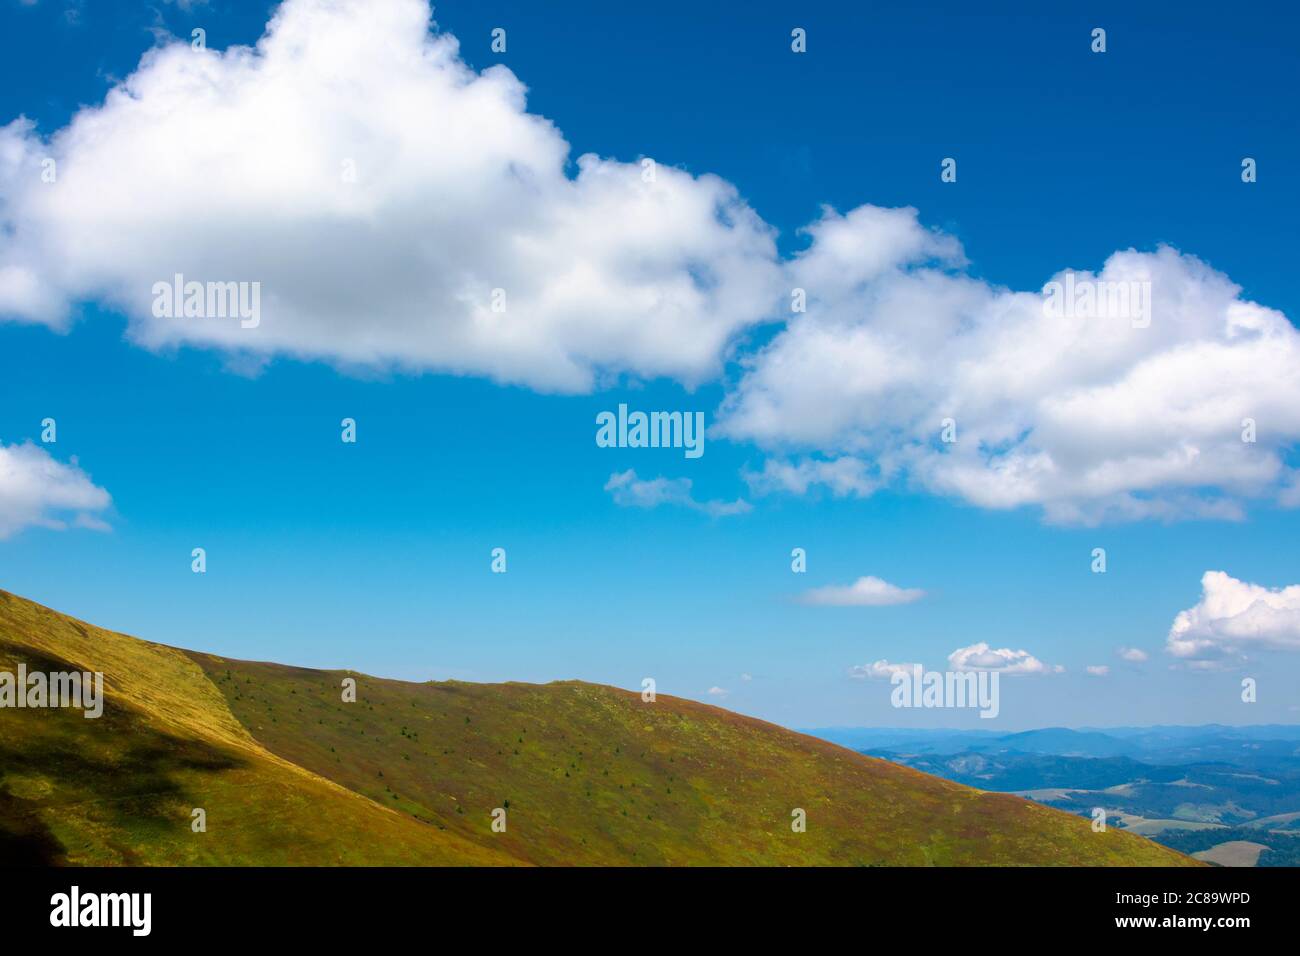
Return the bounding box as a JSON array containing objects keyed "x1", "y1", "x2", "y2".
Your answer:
[
  {"x1": 0, "y1": 0, "x2": 781, "y2": 392},
  {"x1": 717, "y1": 206, "x2": 1300, "y2": 524}
]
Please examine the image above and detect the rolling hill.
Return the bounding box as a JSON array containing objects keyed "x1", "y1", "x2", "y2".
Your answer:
[{"x1": 0, "y1": 589, "x2": 1197, "y2": 866}]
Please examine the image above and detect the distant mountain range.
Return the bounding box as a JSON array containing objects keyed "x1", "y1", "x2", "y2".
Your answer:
[
  {"x1": 809, "y1": 724, "x2": 1300, "y2": 758},
  {"x1": 806, "y1": 724, "x2": 1300, "y2": 866},
  {"x1": 0, "y1": 588, "x2": 1193, "y2": 866}
]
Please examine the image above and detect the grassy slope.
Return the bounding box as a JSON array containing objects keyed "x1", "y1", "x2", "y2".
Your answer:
[
  {"x1": 0, "y1": 588, "x2": 1197, "y2": 866},
  {"x1": 0, "y1": 590, "x2": 514, "y2": 865},
  {"x1": 187, "y1": 653, "x2": 1197, "y2": 866}
]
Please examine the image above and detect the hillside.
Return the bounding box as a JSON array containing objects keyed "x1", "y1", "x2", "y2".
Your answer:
[
  {"x1": 1, "y1": 589, "x2": 1197, "y2": 866},
  {"x1": 0, "y1": 590, "x2": 514, "y2": 866}
]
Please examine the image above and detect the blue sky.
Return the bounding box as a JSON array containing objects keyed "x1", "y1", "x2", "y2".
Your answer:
[{"x1": 2, "y1": 0, "x2": 1299, "y2": 730}]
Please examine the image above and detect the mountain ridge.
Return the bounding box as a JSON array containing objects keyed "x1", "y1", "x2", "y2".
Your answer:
[{"x1": 1, "y1": 589, "x2": 1197, "y2": 866}]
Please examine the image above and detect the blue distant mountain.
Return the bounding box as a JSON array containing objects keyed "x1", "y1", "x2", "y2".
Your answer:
[
  {"x1": 803, "y1": 724, "x2": 1300, "y2": 866},
  {"x1": 975, "y1": 728, "x2": 1137, "y2": 757},
  {"x1": 805, "y1": 724, "x2": 1300, "y2": 759}
]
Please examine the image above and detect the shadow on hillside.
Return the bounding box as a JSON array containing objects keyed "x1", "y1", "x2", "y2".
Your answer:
[
  {"x1": 0, "y1": 644, "x2": 249, "y2": 865},
  {"x1": 0, "y1": 788, "x2": 65, "y2": 865}
]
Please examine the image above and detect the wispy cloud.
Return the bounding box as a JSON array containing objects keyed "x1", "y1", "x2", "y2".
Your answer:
[
  {"x1": 742, "y1": 456, "x2": 878, "y2": 499},
  {"x1": 604, "y1": 470, "x2": 750, "y2": 518}
]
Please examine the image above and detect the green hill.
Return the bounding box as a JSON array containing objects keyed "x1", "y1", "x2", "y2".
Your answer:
[{"x1": 0, "y1": 589, "x2": 1197, "y2": 866}]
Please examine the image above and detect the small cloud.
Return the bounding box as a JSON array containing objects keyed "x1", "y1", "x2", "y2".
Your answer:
[
  {"x1": 0, "y1": 442, "x2": 112, "y2": 538},
  {"x1": 740, "y1": 673, "x2": 753, "y2": 682},
  {"x1": 1178, "y1": 658, "x2": 1235, "y2": 672},
  {"x1": 948, "y1": 642, "x2": 1063, "y2": 676},
  {"x1": 707, "y1": 686, "x2": 728, "y2": 698},
  {"x1": 848, "y1": 660, "x2": 920, "y2": 680},
  {"x1": 605, "y1": 470, "x2": 750, "y2": 518},
  {"x1": 799, "y1": 575, "x2": 924, "y2": 607},
  {"x1": 1117, "y1": 647, "x2": 1149, "y2": 663},
  {"x1": 1086, "y1": 665, "x2": 1110, "y2": 677}
]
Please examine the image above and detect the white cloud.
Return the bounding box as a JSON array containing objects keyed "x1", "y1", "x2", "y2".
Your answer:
[
  {"x1": 604, "y1": 469, "x2": 750, "y2": 518},
  {"x1": 848, "y1": 659, "x2": 920, "y2": 680},
  {"x1": 741, "y1": 456, "x2": 878, "y2": 498},
  {"x1": 1117, "y1": 647, "x2": 1149, "y2": 662},
  {"x1": 6, "y1": 0, "x2": 1298, "y2": 528},
  {"x1": 947, "y1": 642, "x2": 1063, "y2": 675},
  {"x1": 1166, "y1": 570, "x2": 1300, "y2": 664},
  {"x1": 0, "y1": 0, "x2": 780, "y2": 392},
  {"x1": 706, "y1": 686, "x2": 728, "y2": 698},
  {"x1": 0, "y1": 442, "x2": 112, "y2": 538},
  {"x1": 716, "y1": 205, "x2": 1300, "y2": 524},
  {"x1": 1086, "y1": 665, "x2": 1110, "y2": 676},
  {"x1": 1279, "y1": 472, "x2": 1300, "y2": 509},
  {"x1": 799, "y1": 575, "x2": 924, "y2": 607}
]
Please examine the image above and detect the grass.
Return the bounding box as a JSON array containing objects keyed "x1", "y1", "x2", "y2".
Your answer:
[
  {"x1": 0, "y1": 590, "x2": 512, "y2": 865},
  {"x1": 1, "y1": 588, "x2": 1198, "y2": 866}
]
